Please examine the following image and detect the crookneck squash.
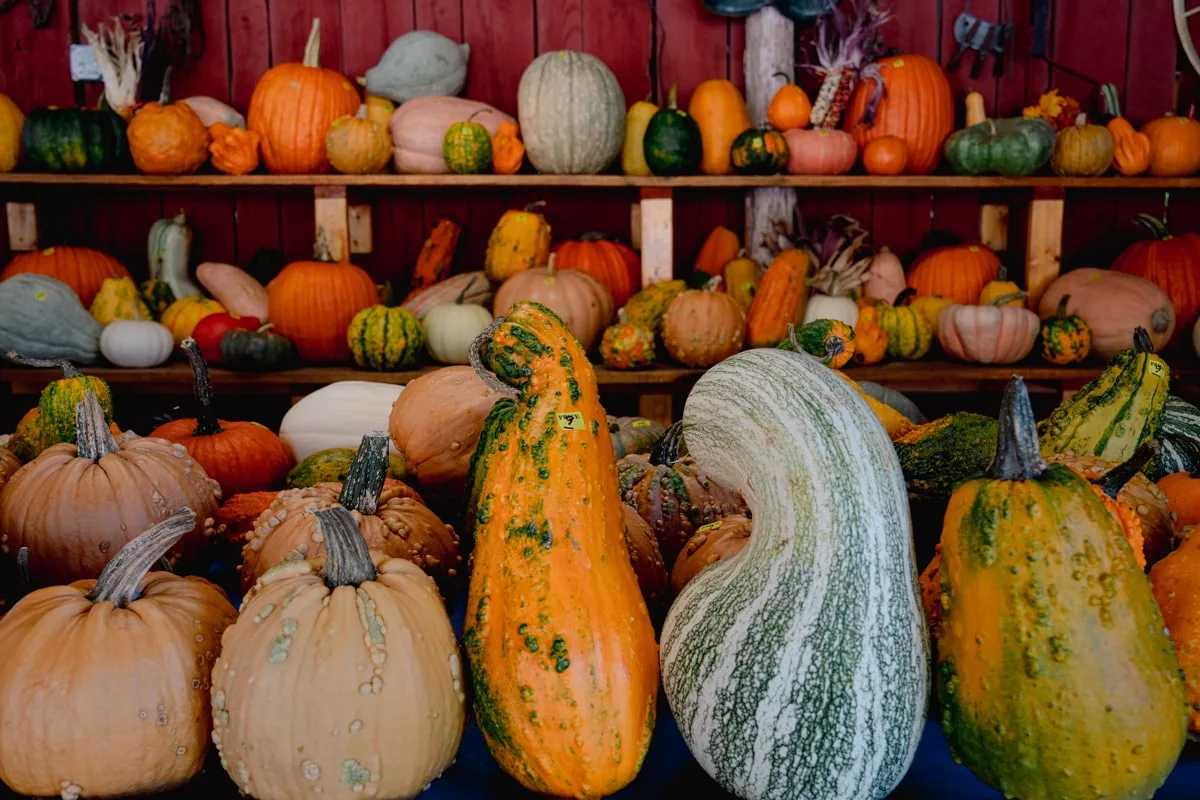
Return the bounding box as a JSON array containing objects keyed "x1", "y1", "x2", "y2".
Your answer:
[
  {"x1": 463, "y1": 304, "x2": 658, "y2": 796},
  {"x1": 1146, "y1": 396, "x2": 1200, "y2": 481},
  {"x1": 660, "y1": 348, "x2": 928, "y2": 800},
  {"x1": 935, "y1": 377, "x2": 1186, "y2": 800}
]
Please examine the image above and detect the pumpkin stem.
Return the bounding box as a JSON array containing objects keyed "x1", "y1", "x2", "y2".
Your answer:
[
  {"x1": 1132, "y1": 326, "x2": 1154, "y2": 353},
  {"x1": 991, "y1": 292, "x2": 1028, "y2": 307},
  {"x1": 523, "y1": 200, "x2": 547, "y2": 214},
  {"x1": 892, "y1": 287, "x2": 917, "y2": 307},
  {"x1": 1055, "y1": 294, "x2": 1072, "y2": 319},
  {"x1": 454, "y1": 275, "x2": 478, "y2": 305},
  {"x1": 16, "y1": 547, "x2": 29, "y2": 591},
  {"x1": 649, "y1": 421, "x2": 684, "y2": 467},
  {"x1": 466, "y1": 109, "x2": 492, "y2": 123},
  {"x1": 665, "y1": 83, "x2": 679, "y2": 110},
  {"x1": 772, "y1": 70, "x2": 794, "y2": 84},
  {"x1": 180, "y1": 338, "x2": 224, "y2": 436},
  {"x1": 302, "y1": 18, "x2": 323, "y2": 69},
  {"x1": 1100, "y1": 83, "x2": 1122, "y2": 118},
  {"x1": 987, "y1": 376, "x2": 1048, "y2": 481},
  {"x1": 4, "y1": 352, "x2": 82, "y2": 377},
  {"x1": 1132, "y1": 213, "x2": 1171, "y2": 240},
  {"x1": 159, "y1": 65, "x2": 174, "y2": 105},
  {"x1": 76, "y1": 391, "x2": 119, "y2": 461},
  {"x1": 86, "y1": 509, "x2": 195, "y2": 607},
  {"x1": 316, "y1": 506, "x2": 378, "y2": 588},
  {"x1": 703, "y1": 275, "x2": 723, "y2": 291},
  {"x1": 1094, "y1": 440, "x2": 1160, "y2": 500},
  {"x1": 313, "y1": 227, "x2": 336, "y2": 262},
  {"x1": 337, "y1": 432, "x2": 389, "y2": 514},
  {"x1": 468, "y1": 317, "x2": 520, "y2": 399}
]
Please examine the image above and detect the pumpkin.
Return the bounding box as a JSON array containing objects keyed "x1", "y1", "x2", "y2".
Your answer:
[
  {"x1": 161, "y1": 296, "x2": 225, "y2": 344},
  {"x1": 390, "y1": 96, "x2": 513, "y2": 173},
  {"x1": 693, "y1": 225, "x2": 741, "y2": 284},
  {"x1": 601, "y1": 316, "x2": 656, "y2": 370},
  {"x1": 492, "y1": 255, "x2": 614, "y2": 351},
  {"x1": 934, "y1": 377, "x2": 1186, "y2": 800},
  {"x1": 346, "y1": 305, "x2": 424, "y2": 371},
  {"x1": 746, "y1": 248, "x2": 810, "y2": 348},
  {"x1": 1158, "y1": 470, "x2": 1200, "y2": 532},
  {"x1": 1049, "y1": 114, "x2": 1115, "y2": 176},
  {"x1": 870, "y1": 291, "x2": 933, "y2": 360},
  {"x1": 443, "y1": 111, "x2": 493, "y2": 174},
  {"x1": 424, "y1": 291, "x2": 493, "y2": 365},
  {"x1": 195, "y1": 262, "x2": 269, "y2": 321},
  {"x1": 0, "y1": 274, "x2": 103, "y2": 363},
  {"x1": 660, "y1": 349, "x2": 928, "y2": 797},
  {"x1": 1107, "y1": 116, "x2": 1151, "y2": 176},
  {"x1": 279, "y1": 381, "x2": 403, "y2": 461},
  {"x1": 1142, "y1": 115, "x2": 1200, "y2": 177},
  {"x1": 844, "y1": 54, "x2": 954, "y2": 174},
  {"x1": 554, "y1": 232, "x2": 641, "y2": 307},
  {"x1": 19, "y1": 107, "x2": 128, "y2": 172},
  {"x1": 127, "y1": 70, "x2": 210, "y2": 175},
  {"x1": 723, "y1": 251, "x2": 761, "y2": 310},
  {"x1": 907, "y1": 242, "x2": 1000, "y2": 305},
  {"x1": 491, "y1": 120, "x2": 524, "y2": 174},
  {"x1": 0, "y1": 446, "x2": 18, "y2": 493},
  {"x1": 364, "y1": 29, "x2": 470, "y2": 103},
  {"x1": 852, "y1": 305, "x2": 888, "y2": 364},
  {"x1": 181, "y1": 97, "x2": 245, "y2": 128},
  {"x1": 0, "y1": 509, "x2": 236, "y2": 798},
  {"x1": 267, "y1": 242, "x2": 378, "y2": 363},
  {"x1": 1037, "y1": 269, "x2": 1175, "y2": 358},
  {"x1": 286, "y1": 449, "x2": 409, "y2": 490},
  {"x1": 100, "y1": 317, "x2": 175, "y2": 368},
  {"x1": 783, "y1": 127, "x2": 857, "y2": 174},
  {"x1": 247, "y1": 19, "x2": 359, "y2": 173},
  {"x1": 1039, "y1": 294, "x2": 1092, "y2": 364},
  {"x1": 778, "y1": 318, "x2": 855, "y2": 368},
  {"x1": 621, "y1": 505, "x2": 670, "y2": 609},
  {"x1": 1148, "y1": 528, "x2": 1200, "y2": 734},
  {"x1": 862, "y1": 135, "x2": 908, "y2": 175},
  {"x1": 402, "y1": 271, "x2": 493, "y2": 319},
  {"x1": 410, "y1": 218, "x2": 461, "y2": 293},
  {"x1": 0, "y1": 92, "x2": 24, "y2": 172},
  {"x1": 907, "y1": 295, "x2": 953, "y2": 333},
  {"x1": 977, "y1": 268, "x2": 1023, "y2": 306},
  {"x1": 484, "y1": 201, "x2": 551, "y2": 282},
  {"x1": 622, "y1": 98, "x2": 658, "y2": 176},
  {"x1": 389, "y1": 366, "x2": 501, "y2": 499},
  {"x1": 148, "y1": 211, "x2": 203, "y2": 301},
  {"x1": 140, "y1": 278, "x2": 177, "y2": 318},
  {"x1": 89, "y1": 275, "x2": 151, "y2": 325},
  {"x1": 862, "y1": 246, "x2": 905, "y2": 302},
  {"x1": 608, "y1": 416, "x2": 666, "y2": 459},
  {"x1": 943, "y1": 117, "x2": 1056, "y2": 177},
  {"x1": 1111, "y1": 213, "x2": 1200, "y2": 347},
  {"x1": 212, "y1": 505, "x2": 464, "y2": 800},
  {"x1": 326, "y1": 104, "x2": 392, "y2": 175},
  {"x1": 2, "y1": 245, "x2": 131, "y2": 308},
  {"x1": 0, "y1": 393, "x2": 221, "y2": 586},
  {"x1": 661, "y1": 282, "x2": 746, "y2": 367},
  {"x1": 517, "y1": 50, "x2": 625, "y2": 175},
  {"x1": 643, "y1": 84, "x2": 703, "y2": 175},
  {"x1": 937, "y1": 295, "x2": 1039, "y2": 364},
  {"x1": 2, "y1": 355, "x2": 114, "y2": 446},
  {"x1": 1040, "y1": 328, "x2": 1170, "y2": 464},
  {"x1": 364, "y1": 94, "x2": 395, "y2": 128},
  {"x1": 220, "y1": 324, "x2": 293, "y2": 371},
  {"x1": 149, "y1": 339, "x2": 294, "y2": 496},
  {"x1": 240, "y1": 433, "x2": 459, "y2": 593},
  {"x1": 688, "y1": 79, "x2": 753, "y2": 176},
  {"x1": 767, "y1": 75, "x2": 811, "y2": 131},
  {"x1": 670, "y1": 513, "x2": 752, "y2": 594},
  {"x1": 730, "y1": 128, "x2": 789, "y2": 175},
  {"x1": 623, "y1": 279, "x2": 687, "y2": 332},
  {"x1": 190, "y1": 312, "x2": 259, "y2": 364}
]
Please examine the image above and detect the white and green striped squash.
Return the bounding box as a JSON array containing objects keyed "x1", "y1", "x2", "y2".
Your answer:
[
  {"x1": 660, "y1": 348, "x2": 929, "y2": 800},
  {"x1": 1146, "y1": 395, "x2": 1200, "y2": 481}
]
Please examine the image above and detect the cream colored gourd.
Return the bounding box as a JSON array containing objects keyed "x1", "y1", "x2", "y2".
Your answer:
[
  {"x1": 149, "y1": 211, "x2": 202, "y2": 300},
  {"x1": 804, "y1": 295, "x2": 859, "y2": 328},
  {"x1": 424, "y1": 299, "x2": 493, "y2": 365},
  {"x1": 100, "y1": 315, "x2": 175, "y2": 368},
  {"x1": 279, "y1": 382, "x2": 403, "y2": 460}
]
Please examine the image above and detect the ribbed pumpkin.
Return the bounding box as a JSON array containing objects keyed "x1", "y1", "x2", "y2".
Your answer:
[
  {"x1": 492, "y1": 256, "x2": 614, "y2": 351},
  {"x1": 0, "y1": 92, "x2": 24, "y2": 172},
  {"x1": 870, "y1": 292, "x2": 933, "y2": 360},
  {"x1": 1, "y1": 246, "x2": 131, "y2": 307},
  {"x1": 325, "y1": 104, "x2": 391, "y2": 174},
  {"x1": 160, "y1": 296, "x2": 226, "y2": 344},
  {"x1": 661, "y1": 282, "x2": 746, "y2": 367},
  {"x1": 843, "y1": 54, "x2": 954, "y2": 174},
  {"x1": 783, "y1": 127, "x2": 858, "y2": 174},
  {"x1": 267, "y1": 241, "x2": 378, "y2": 363},
  {"x1": 689, "y1": 79, "x2": 753, "y2": 176},
  {"x1": 149, "y1": 339, "x2": 294, "y2": 496},
  {"x1": 1112, "y1": 213, "x2": 1200, "y2": 347},
  {"x1": 937, "y1": 296, "x2": 1039, "y2": 364},
  {"x1": 746, "y1": 248, "x2": 810, "y2": 347},
  {"x1": 1142, "y1": 115, "x2": 1200, "y2": 177},
  {"x1": 907, "y1": 242, "x2": 1000, "y2": 305},
  {"x1": 443, "y1": 112, "x2": 493, "y2": 174},
  {"x1": 553, "y1": 233, "x2": 641, "y2": 307},
  {"x1": 90, "y1": 275, "x2": 152, "y2": 325},
  {"x1": 247, "y1": 19, "x2": 360, "y2": 173},
  {"x1": 484, "y1": 201, "x2": 551, "y2": 282},
  {"x1": 19, "y1": 107, "x2": 127, "y2": 172},
  {"x1": 346, "y1": 305, "x2": 424, "y2": 370},
  {"x1": 464, "y1": 303, "x2": 658, "y2": 795},
  {"x1": 1050, "y1": 115, "x2": 1115, "y2": 177},
  {"x1": 517, "y1": 51, "x2": 625, "y2": 175},
  {"x1": 126, "y1": 70, "x2": 210, "y2": 175}
]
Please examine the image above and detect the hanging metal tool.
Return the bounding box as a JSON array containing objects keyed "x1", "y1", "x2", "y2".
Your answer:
[
  {"x1": 1031, "y1": 0, "x2": 1102, "y2": 87},
  {"x1": 947, "y1": 0, "x2": 1013, "y2": 78}
]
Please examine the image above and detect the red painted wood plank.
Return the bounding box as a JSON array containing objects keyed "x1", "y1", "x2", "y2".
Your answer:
[
  {"x1": 870, "y1": 190, "x2": 934, "y2": 263},
  {"x1": 1061, "y1": 192, "x2": 1121, "y2": 268},
  {"x1": 268, "y1": 0, "x2": 346, "y2": 73},
  {"x1": 414, "y1": 0, "x2": 463, "y2": 40},
  {"x1": 164, "y1": 191, "x2": 238, "y2": 267},
  {"x1": 340, "y1": 0, "x2": 414, "y2": 83},
  {"x1": 881, "y1": 0, "x2": 942, "y2": 58},
  {"x1": 930, "y1": 189, "x2": 984, "y2": 249},
  {"x1": 538, "y1": 0, "x2": 583, "y2": 52},
  {"x1": 87, "y1": 191, "x2": 163, "y2": 276},
  {"x1": 995, "y1": 0, "x2": 1049, "y2": 116},
  {"x1": 172, "y1": 0, "x2": 232, "y2": 99},
  {"x1": 939, "y1": 0, "x2": 1001, "y2": 117},
  {"x1": 1122, "y1": 1, "x2": 1176, "y2": 122},
  {"x1": 728, "y1": 17, "x2": 744, "y2": 91},
  {"x1": 583, "y1": 0, "x2": 653, "y2": 105},
  {"x1": 0, "y1": 0, "x2": 74, "y2": 111},
  {"x1": 1049, "y1": 0, "x2": 1129, "y2": 107},
  {"x1": 462, "y1": 0, "x2": 535, "y2": 115},
  {"x1": 364, "y1": 194, "x2": 427, "y2": 287},
  {"x1": 654, "y1": 0, "x2": 730, "y2": 107},
  {"x1": 234, "y1": 192, "x2": 285, "y2": 266},
  {"x1": 278, "y1": 191, "x2": 317, "y2": 263}
]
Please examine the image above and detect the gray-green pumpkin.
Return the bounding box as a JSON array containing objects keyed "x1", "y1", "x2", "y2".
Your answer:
[
  {"x1": 517, "y1": 50, "x2": 625, "y2": 175},
  {"x1": 364, "y1": 31, "x2": 470, "y2": 104},
  {"x1": 0, "y1": 274, "x2": 102, "y2": 363},
  {"x1": 943, "y1": 117, "x2": 1055, "y2": 178}
]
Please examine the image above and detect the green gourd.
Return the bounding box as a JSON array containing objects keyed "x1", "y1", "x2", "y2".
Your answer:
[
  {"x1": 20, "y1": 107, "x2": 128, "y2": 172},
  {"x1": 643, "y1": 85, "x2": 702, "y2": 176},
  {"x1": 0, "y1": 274, "x2": 102, "y2": 363},
  {"x1": 286, "y1": 447, "x2": 409, "y2": 489},
  {"x1": 148, "y1": 211, "x2": 202, "y2": 301},
  {"x1": 943, "y1": 117, "x2": 1056, "y2": 177},
  {"x1": 443, "y1": 113, "x2": 493, "y2": 174},
  {"x1": 729, "y1": 128, "x2": 789, "y2": 175},
  {"x1": 219, "y1": 325, "x2": 294, "y2": 371},
  {"x1": 623, "y1": 279, "x2": 687, "y2": 332}
]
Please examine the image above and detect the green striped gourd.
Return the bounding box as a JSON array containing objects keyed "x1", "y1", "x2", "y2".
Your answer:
[
  {"x1": 346, "y1": 305, "x2": 424, "y2": 370},
  {"x1": 660, "y1": 348, "x2": 929, "y2": 800},
  {"x1": 286, "y1": 447, "x2": 409, "y2": 489},
  {"x1": 1145, "y1": 396, "x2": 1200, "y2": 481}
]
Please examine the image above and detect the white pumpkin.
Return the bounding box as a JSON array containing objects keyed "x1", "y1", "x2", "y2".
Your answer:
[
  {"x1": 279, "y1": 381, "x2": 403, "y2": 461},
  {"x1": 180, "y1": 97, "x2": 246, "y2": 128},
  {"x1": 99, "y1": 319, "x2": 174, "y2": 368},
  {"x1": 862, "y1": 247, "x2": 906, "y2": 302},
  {"x1": 424, "y1": 300, "x2": 493, "y2": 365},
  {"x1": 803, "y1": 295, "x2": 859, "y2": 328}
]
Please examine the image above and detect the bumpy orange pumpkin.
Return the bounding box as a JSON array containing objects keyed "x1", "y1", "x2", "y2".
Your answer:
[
  {"x1": 907, "y1": 242, "x2": 1001, "y2": 305},
  {"x1": 661, "y1": 282, "x2": 746, "y2": 367},
  {"x1": 247, "y1": 19, "x2": 360, "y2": 173},
  {"x1": 326, "y1": 104, "x2": 392, "y2": 174},
  {"x1": 127, "y1": 70, "x2": 211, "y2": 175},
  {"x1": 208, "y1": 122, "x2": 260, "y2": 175},
  {"x1": 1, "y1": 246, "x2": 131, "y2": 307},
  {"x1": 1149, "y1": 525, "x2": 1200, "y2": 734},
  {"x1": 844, "y1": 54, "x2": 954, "y2": 174},
  {"x1": 1158, "y1": 471, "x2": 1200, "y2": 531},
  {"x1": 1108, "y1": 117, "x2": 1151, "y2": 177},
  {"x1": 1142, "y1": 116, "x2": 1200, "y2": 177}
]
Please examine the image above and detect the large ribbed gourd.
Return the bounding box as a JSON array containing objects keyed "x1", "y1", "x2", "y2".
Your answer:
[
  {"x1": 660, "y1": 348, "x2": 929, "y2": 800},
  {"x1": 936, "y1": 377, "x2": 1187, "y2": 800},
  {"x1": 463, "y1": 302, "x2": 658, "y2": 797}
]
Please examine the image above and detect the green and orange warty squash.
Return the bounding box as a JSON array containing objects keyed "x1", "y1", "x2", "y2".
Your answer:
[
  {"x1": 600, "y1": 316, "x2": 657, "y2": 370},
  {"x1": 623, "y1": 279, "x2": 687, "y2": 333},
  {"x1": 777, "y1": 318, "x2": 856, "y2": 368},
  {"x1": 443, "y1": 112, "x2": 493, "y2": 174},
  {"x1": 1040, "y1": 294, "x2": 1092, "y2": 364}
]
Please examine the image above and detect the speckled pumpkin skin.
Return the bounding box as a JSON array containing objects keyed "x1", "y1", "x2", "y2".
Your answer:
[
  {"x1": 600, "y1": 321, "x2": 656, "y2": 369},
  {"x1": 37, "y1": 373, "x2": 113, "y2": 445},
  {"x1": 623, "y1": 280, "x2": 686, "y2": 332},
  {"x1": 443, "y1": 120, "x2": 493, "y2": 174},
  {"x1": 1040, "y1": 310, "x2": 1092, "y2": 364}
]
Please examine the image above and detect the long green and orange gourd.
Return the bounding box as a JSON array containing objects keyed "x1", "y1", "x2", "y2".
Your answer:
[
  {"x1": 462, "y1": 302, "x2": 658, "y2": 797},
  {"x1": 745, "y1": 248, "x2": 810, "y2": 348},
  {"x1": 935, "y1": 376, "x2": 1187, "y2": 800}
]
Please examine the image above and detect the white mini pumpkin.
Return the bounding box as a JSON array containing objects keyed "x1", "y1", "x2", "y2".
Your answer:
[
  {"x1": 424, "y1": 300, "x2": 493, "y2": 365},
  {"x1": 803, "y1": 295, "x2": 859, "y2": 328},
  {"x1": 99, "y1": 319, "x2": 175, "y2": 368}
]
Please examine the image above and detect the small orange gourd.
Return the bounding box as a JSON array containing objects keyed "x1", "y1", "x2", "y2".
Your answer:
[
  {"x1": 767, "y1": 74, "x2": 812, "y2": 131},
  {"x1": 410, "y1": 218, "x2": 461, "y2": 292},
  {"x1": 745, "y1": 248, "x2": 810, "y2": 348},
  {"x1": 127, "y1": 69, "x2": 211, "y2": 175},
  {"x1": 862, "y1": 136, "x2": 909, "y2": 175},
  {"x1": 1108, "y1": 117, "x2": 1151, "y2": 177},
  {"x1": 208, "y1": 122, "x2": 261, "y2": 176},
  {"x1": 491, "y1": 121, "x2": 525, "y2": 175},
  {"x1": 853, "y1": 305, "x2": 888, "y2": 364},
  {"x1": 693, "y1": 225, "x2": 741, "y2": 282}
]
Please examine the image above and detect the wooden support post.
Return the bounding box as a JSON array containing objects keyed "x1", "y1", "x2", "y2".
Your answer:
[
  {"x1": 348, "y1": 204, "x2": 373, "y2": 254},
  {"x1": 1025, "y1": 188, "x2": 1064, "y2": 310},
  {"x1": 314, "y1": 186, "x2": 349, "y2": 261},
  {"x1": 979, "y1": 203, "x2": 1009, "y2": 252},
  {"x1": 6, "y1": 201, "x2": 38, "y2": 252},
  {"x1": 638, "y1": 393, "x2": 673, "y2": 428},
  {"x1": 630, "y1": 202, "x2": 642, "y2": 251},
  {"x1": 639, "y1": 187, "x2": 673, "y2": 286}
]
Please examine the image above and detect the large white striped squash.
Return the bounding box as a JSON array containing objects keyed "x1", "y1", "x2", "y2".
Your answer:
[
  {"x1": 517, "y1": 50, "x2": 625, "y2": 175},
  {"x1": 660, "y1": 348, "x2": 929, "y2": 800},
  {"x1": 279, "y1": 381, "x2": 402, "y2": 461}
]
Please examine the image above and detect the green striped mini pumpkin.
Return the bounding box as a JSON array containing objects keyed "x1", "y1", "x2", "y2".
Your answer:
[{"x1": 346, "y1": 305, "x2": 424, "y2": 370}]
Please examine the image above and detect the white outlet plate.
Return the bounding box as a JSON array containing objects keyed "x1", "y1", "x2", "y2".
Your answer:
[{"x1": 70, "y1": 44, "x2": 102, "y2": 82}]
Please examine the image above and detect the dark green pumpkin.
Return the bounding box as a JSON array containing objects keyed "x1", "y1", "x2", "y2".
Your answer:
[
  {"x1": 443, "y1": 118, "x2": 493, "y2": 174},
  {"x1": 943, "y1": 117, "x2": 1055, "y2": 178},
  {"x1": 643, "y1": 85, "x2": 702, "y2": 176},
  {"x1": 219, "y1": 325, "x2": 294, "y2": 371},
  {"x1": 730, "y1": 128, "x2": 789, "y2": 175},
  {"x1": 138, "y1": 278, "x2": 176, "y2": 319},
  {"x1": 21, "y1": 107, "x2": 128, "y2": 172}
]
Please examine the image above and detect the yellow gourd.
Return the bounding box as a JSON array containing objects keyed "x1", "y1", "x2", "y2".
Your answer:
[
  {"x1": 0, "y1": 92, "x2": 23, "y2": 173},
  {"x1": 964, "y1": 91, "x2": 987, "y2": 127},
  {"x1": 364, "y1": 94, "x2": 395, "y2": 128},
  {"x1": 622, "y1": 99, "x2": 658, "y2": 176},
  {"x1": 977, "y1": 268, "x2": 1024, "y2": 307}
]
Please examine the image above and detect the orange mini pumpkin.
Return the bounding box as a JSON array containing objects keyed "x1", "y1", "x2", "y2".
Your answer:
[
  {"x1": 491, "y1": 121, "x2": 525, "y2": 175},
  {"x1": 767, "y1": 75, "x2": 812, "y2": 131},
  {"x1": 1142, "y1": 116, "x2": 1200, "y2": 177},
  {"x1": 907, "y1": 242, "x2": 1001, "y2": 305},
  {"x1": 126, "y1": 69, "x2": 210, "y2": 175},
  {"x1": 208, "y1": 122, "x2": 261, "y2": 176},
  {"x1": 862, "y1": 135, "x2": 909, "y2": 176}
]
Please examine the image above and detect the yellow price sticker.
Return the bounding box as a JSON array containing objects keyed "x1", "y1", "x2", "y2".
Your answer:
[
  {"x1": 696, "y1": 520, "x2": 722, "y2": 534},
  {"x1": 632, "y1": 419, "x2": 653, "y2": 429},
  {"x1": 1149, "y1": 360, "x2": 1165, "y2": 377},
  {"x1": 557, "y1": 412, "x2": 586, "y2": 431}
]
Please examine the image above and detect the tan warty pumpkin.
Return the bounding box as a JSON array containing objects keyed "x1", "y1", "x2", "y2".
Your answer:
[
  {"x1": 326, "y1": 104, "x2": 392, "y2": 174},
  {"x1": 0, "y1": 509, "x2": 236, "y2": 798},
  {"x1": 127, "y1": 68, "x2": 211, "y2": 175}
]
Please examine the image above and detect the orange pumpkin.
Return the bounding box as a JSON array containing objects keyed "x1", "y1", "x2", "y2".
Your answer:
[
  {"x1": 247, "y1": 19, "x2": 360, "y2": 174},
  {"x1": 767, "y1": 75, "x2": 812, "y2": 131},
  {"x1": 1158, "y1": 472, "x2": 1200, "y2": 531},
  {"x1": 907, "y1": 242, "x2": 1001, "y2": 305},
  {"x1": 660, "y1": 283, "x2": 746, "y2": 367},
  {"x1": 1142, "y1": 116, "x2": 1200, "y2": 177},
  {"x1": 208, "y1": 122, "x2": 261, "y2": 176},
  {"x1": 1, "y1": 246, "x2": 131, "y2": 307},
  {"x1": 688, "y1": 79, "x2": 753, "y2": 176},
  {"x1": 844, "y1": 54, "x2": 954, "y2": 175},
  {"x1": 1107, "y1": 117, "x2": 1151, "y2": 177},
  {"x1": 553, "y1": 233, "x2": 641, "y2": 307},
  {"x1": 491, "y1": 121, "x2": 525, "y2": 175},
  {"x1": 492, "y1": 255, "x2": 615, "y2": 351},
  {"x1": 862, "y1": 135, "x2": 909, "y2": 176},
  {"x1": 127, "y1": 69, "x2": 211, "y2": 175},
  {"x1": 1148, "y1": 525, "x2": 1200, "y2": 734},
  {"x1": 1111, "y1": 214, "x2": 1200, "y2": 346}
]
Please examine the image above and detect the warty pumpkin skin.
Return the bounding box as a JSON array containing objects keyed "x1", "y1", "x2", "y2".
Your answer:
[
  {"x1": 2, "y1": 354, "x2": 115, "y2": 446},
  {"x1": 623, "y1": 279, "x2": 687, "y2": 332},
  {"x1": 935, "y1": 377, "x2": 1187, "y2": 800},
  {"x1": 213, "y1": 506, "x2": 465, "y2": 800},
  {"x1": 844, "y1": 54, "x2": 954, "y2": 174},
  {"x1": 669, "y1": 512, "x2": 752, "y2": 594},
  {"x1": 600, "y1": 318, "x2": 656, "y2": 369},
  {"x1": 127, "y1": 70, "x2": 211, "y2": 175},
  {"x1": 1148, "y1": 527, "x2": 1200, "y2": 734},
  {"x1": 207, "y1": 121, "x2": 260, "y2": 176},
  {"x1": 622, "y1": 504, "x2": 670, "y2": 610},
  {"x1": 0, "y1": 510, "x2": 236, "y2": 798},
  {"x1": 661, "y1": 284, "x2": 746, "y2": 367},
  {"x1": 1039, "y1": 294, "x2": 1092, "y2": 365},
  {"x1": 463, "y1": 303, "x2": 659, "y2": 796},
  {"x1": 484, "y1": 201, "x2": 552, "y2": 282},
  {"x1": 1158, "y1": 470, "x2": 1200, "y2": 532}
]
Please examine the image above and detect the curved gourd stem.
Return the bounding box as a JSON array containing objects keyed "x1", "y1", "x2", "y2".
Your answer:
[
  {"x1": 337, "y1": 432, "x2": 389, "y2": 514},
  {"x1": 16, "y1": 547, "x2": 29, "y2": 591},
  {"x1": 785, "y1": 323, "x2": 845, "y2": 366},
  {"x1": 86, "y1": 509, "x2": 196, "y2": 607},
  {"x1": 76, "y1": 392, "x2": 120, "y2": 461},
  {"x1": 5, "y1": 352, "x2": 82, "y2": 377},
  {"x1": 316, "y1": 506, "x2": 378, "y2": 588},
  {"x1": 180, "y1": 338, "x2": 224, "y2": 436},
  {"x1": 1132, "y1": 326, "x2": 1154, "y2": 353},
  {"x1": 892, "y1": 287, "x2": 917, "y2": 307},
  {"x1": 650, "y1": 421, "x2": 684, "y2": 467},
  {"x1": 468, "y1": 318, "x2": 520, "y2": 399},
  {"x1": 1094, "y1": 440, "x2": 1160, "y2": 499},
  {"x1": 987, "y1": 376, "x2": 1048, "y2": 481},
  {"x1": 990, "y1": 292, "x2": 1028, "y2": 307},
  {"x1": 1132, "y1": 213, "x2": 1171, "y2": 240},
  {"x1": 159, "y1": 65, "x2": 174, "y2": 105},
  {"x1": 1055, "y1": 294, "x2": 1072, "y2": 318}
]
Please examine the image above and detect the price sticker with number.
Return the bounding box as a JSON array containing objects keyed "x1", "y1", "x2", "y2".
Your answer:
[
  {"x1": 696, "y1": 520, "x2": 723, "y2": 534},
  {"x1": 632, "y1": 419, "x2": 653, "y2": 429},
  {"x1": 557, "y1": 412, "x2": 586, "y2": 431}
]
